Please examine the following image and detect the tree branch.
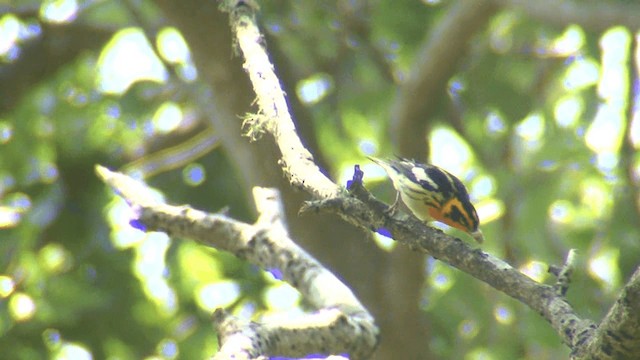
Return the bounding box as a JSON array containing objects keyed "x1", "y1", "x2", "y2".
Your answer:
[
  {"x1": 217, "y1": 0, "x2": 605, "y2": 355},
  {"x1": 221, "y1": 0, "x2": 340, "y2": 200},
  {"x1": 549, "y1": 249, "x2": 577, "y2": 297},
  {"x1": 95, "y1": 166, "x2": 378, "y2": 358},
  {"x1": 490, "y1": 0, "x2": 640, "y2": 32},
  {"x1": 150, "y1": 0, "x2": 392, "y2": 355},
  {"x1": 581, "y1": 266, "x2": 640, "y2": 359},
  {"x1": 302, "y1": 168, "x2": 597, "y2": 351}
]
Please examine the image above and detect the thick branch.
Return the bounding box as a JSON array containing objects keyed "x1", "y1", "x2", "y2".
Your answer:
[
  {"x1": 580, "y1": 266, "x2": 640, "y2": 359},
  {"x1": 221, "y1": 0, "x2": 340, "y2": 199},
  {"x1": 490, "y1": 0, "x2": 640, "y2": 32},
  {"x1": 95, "y1": 166, "x2": 378, "y2": 358},
  {"x1": 302, "y1": 170, "x2": 596, "y2": 350},
  {"x1": 218, "y1": 0, "x2": 600, "y2": 355}
]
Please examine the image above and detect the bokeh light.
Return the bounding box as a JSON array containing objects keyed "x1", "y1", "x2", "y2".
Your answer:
[
  {"x1": 429, "y1": 262, "x2": 455, "y2": 293},
  {"x1": 458, "y1": 319, "x2": 479, "y2": 340},
  {"x1": 195, "y1": 281, "x2": 240, "y2": 312},
  {"x1": 40, "y1": 0, "x2": 78, "y2": 23},
  {"x1": 39, "y1": 243, "x2": 72, "y2": 274},
  {"x1": 297, "y1": 73, "x2": 334, "y2": 105},
  {"x1": 9, "y1": 292, "x2": 36, "y2": 322},
  {"x1": 152, "y1": 102, "x2": 183, "y2": 134},
  {"x1": 493, "y1": 304, "x2": 514, "y2": 325},
  {"x1": 264, "y1": 282, "x2": 300, "y2": 311},
  {"x1": 430, "y1": 127, "x2": 472, "y2": 176},
  {"x1": 0, "y1": 14, "x2": 20, "y2": 56},
  {"x1": 55, "y1": 342, "x2": 92, "y2": 360},
  {"x1": 0, "y1": 275, "x2": 15, "y2": 298},
  {"x1": 519, "y1": 260, "x2": 548, "y2": 283},
  {"x1": 563, "y1": 57, "x2": 600, "y2": 91},
  {"x1": 589, "y1": 247, "x2": 621, "y2": 292},
  {"x1": 0, "y1": 121, "x2": 13, "y2": 143},
  {"x1": 97, "y1": 28, "x2": 167, "y2": 94},
  {"x1": 554, "y1": 95, "x2": 584, "y2": 128},
  {"x1": 157, "y1": 27, "x2": 190, "y2": 64},
  {"x1": 182, "y1": 163, "x2": 205, "y2": 187},
  {"x1": 551, "y1": 25, "x2": 585, "y2": 56}
]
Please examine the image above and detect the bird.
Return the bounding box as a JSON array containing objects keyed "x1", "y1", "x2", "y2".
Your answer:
[{"x1": 369, "y1": 157, "x2": 484, "y2": 243}]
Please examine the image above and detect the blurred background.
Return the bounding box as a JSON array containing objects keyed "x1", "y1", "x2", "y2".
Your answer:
[{"x1": 0, "y1": 0, "x2": 639, "y2": 359}]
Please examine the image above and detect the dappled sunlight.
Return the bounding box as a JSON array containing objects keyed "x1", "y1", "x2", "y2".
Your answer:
[
  {"x1": 554, "y1": 95, "x2": 584, "y2": 128},
  {"x1": 489, "y1": 12, "x2": 517, "y2": 54},
  {"x1": 562, "y1": 57, "x2": 599, "y2": 91},
  {"x1": 107, "y1": 197, "x2": 148, "y2": 249},
  {"x1": 484, "y1": 111, "x2": 507, "y2": 136},
  {"x1": 0, "y1": 275, "x2": 15, "y2": 298},
  {"x1": 586, "y1": 104, "x2": 624, "y2": 153},
  {"x1": 475, "y1": 199, "x2": 504, "y2": 226},
  {"x1": 519, "y1": 260, "x2": 548, "y2": 283},
  {"x1": 580, "y1": 178, "x2": 612, "y2": 219},
  {"x1": 516, "y1": 113, "x2": 545, "y2": 143},
  {"x1": 430, "y1": 127, "x2": 473, "y2": 176},
  {"x1": 156, "y1": 26, "x2": 197, "y2": 81},
  {"x1": 40, "y1": 0, "x2": 78, "y2": 23},
  {"x1": 515, "y1": 113, "x2": 545, "y2": 154},
  {"x1": 152, "y1": 101, "x2": 183, "y2": 134},
  {"x1": 592, "y1": 152, "x2": 619, "y2": 176},
  {"x1": 598, "y1": 28, "x2": 630, "y2": 101},
  {"x1": 471, "y1": 175, "x2": 496, "y2": 198},
  {"x1": 195, "y1": 281, "x2": 240, "y2": 312},
  {"x1": 182, "y1": 163, "x2": 206, "y2": 187},
  {"x1": 106, "y1": 194, "x2": 177, "y2": 315},
  {"x1": 429, "y1": 261, "x2": 455, "y2": 293},
  {"x1": 465, "y1": 348, "x2": 496, "y2": 360},
  {"x1": 97, "y1": 28, "x2": 167, "y2": 94},
  {"x1": 0, "y1": 192, "x2": 32, "y2": 229},
  {"x1": 458, "y1": 319, "x2": 479, "y2": 340},
  {"x1": 0, "y1": 14, "x2": 20, "y2": 56},
  {"x1": 493, "y1": 304, "x2": 514, "y2": 325},
  {"x1": 157, "y1": 338, "x2": 179, "y2": 359},
  {"x1": 548, "y1": 200, "x2": 575, "y2": 225},
  {"x1": 373, "y1": 232, "x2": 396, "y2": 251},
  {"x1": 176, "y1": 243, "x2": 223, "y2": 285},
  {"x1": 0, "y1": 206, "x2": 21, "y2": 228},
  {"x1": 43, "y1": 329, "x2": 94, "y2": 360},
  {"x1": 589, "y1": 247, "x2": 621, "y2": 292},
  {"x1": 54, "y1": 342, "x2": 93, "y2": 360},
  {"x1": 551, "y1": 26, "x2": 585, "y2": 56},
  {"x1": 38, "y1": 243, "x2": 72, "y2": 274},
  {"x1": 297, "y1": 73, "x2": 334, "y2": 105},
  {"x1": 582, "y1": 27, "x2": 630, "y2": 178},
  {"x1": 264, "y1": 282, "x2": 301, "y2": 312},
  {"x1": 8, "y1": 292, "x2": 36, "y2": 322},
  {"x1": 0, "y1": 121, "x2": 13, "y2": 143},
  {"x1": 135, "y1": 233, "x2": 177, "y2": 315},
  {"x1": 157, "y1": 27, "x2": 190, "y2": 65},
  {"x1": 358, "y1": 139, "x2": 377, "y2": 156}
]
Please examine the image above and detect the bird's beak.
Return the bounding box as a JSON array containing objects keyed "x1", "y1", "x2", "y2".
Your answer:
[{"x1": 471, "y1": 230, "x2": 484, "y2": 244}]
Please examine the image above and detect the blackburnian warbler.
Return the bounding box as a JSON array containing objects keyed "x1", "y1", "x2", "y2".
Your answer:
[{"x1": 369, "y1": 157, "x2": 484, "y2": 243}]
